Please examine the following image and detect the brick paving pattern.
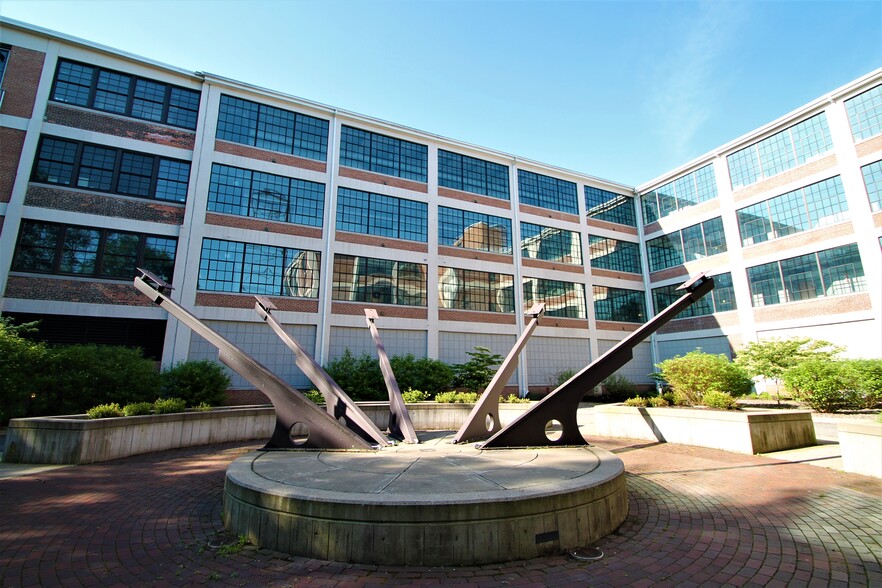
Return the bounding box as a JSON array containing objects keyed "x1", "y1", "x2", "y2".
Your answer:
[{"x1": 1, "y1": 439, "x2": 880, "y2": 587}]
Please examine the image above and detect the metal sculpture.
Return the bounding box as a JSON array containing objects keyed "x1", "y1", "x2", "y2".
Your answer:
[
  {"x1": 254, "y1": 297, "x2": 391, "y2": 446},
  {"x1": 134, "y1": 269, "x2": 375, "y2": 450},
  {"x1": 452, "y1": 303, "x2": 545, "y2": 443},
  {"x1": 482, "y1": 273, "x2": 715, "y2": 448},
  {"x1": 364, "y1": 309, "x2": 419, "y2": 443}
]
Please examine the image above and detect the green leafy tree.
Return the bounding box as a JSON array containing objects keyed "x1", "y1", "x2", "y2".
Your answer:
[
  {"x1": 453, "y1": 346, "x2": 503, "y2": 393},
  {"x1": 160, "y1": 360, "x2": 231, "y2": 406},
  {"x1": 783, "y1": 360, "x2": 856, "y2": 412},
  {"x1": 735, "y1": 337, "x2": 843, "y2": 402},
  {"x1": 389, "y1": 354, "x2": 455, "y2": 396},
  {"x1": 324, "y1": 349, "x2": 385, "y2": 401},
  {"x1": 0, "y1": 317, "x2": 49, "y2": 424},
  {"x1": 657, "y1": 350, "x2": 753, "y2": 406}
]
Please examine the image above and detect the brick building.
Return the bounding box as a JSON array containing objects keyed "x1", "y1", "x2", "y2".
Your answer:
[{"x1": 0, "y1": 18, "x2": 879, "y2": 399}]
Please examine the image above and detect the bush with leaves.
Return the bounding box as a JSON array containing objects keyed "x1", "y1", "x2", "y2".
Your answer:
[
  {"x1": 303, "y1": 389, "x2": 325, "y2": 404},
  {"x1": 453, "y1": 346, "x2": 503, "y2": 393},
  {"x1": 657, "y1": 351, "x2": 753, "y2": 406},
  {"x1": 324, "y1": 349, "x2": 385, "y2": 401},
  {"x1": 735, "y1": 337, "x2": 842, "y2": 401},
  {"x1": 601, "y1": 374, "x2": 639, "y2": 402},
  {"x1": 87, "y1": 403, "x2": 123, "y2": 419},
  {"x1": 160, "y1": 360, "x2": 231, "y2": 407},
  {"x1": 153, "y1": 397, "x2": 187, "y2": 414},
  {"x1": 702, "y1": 391, "x2": 738, "y2": 410},
  {"x1": 122, "y1": 402, "x2": 154, "y2": 416},
  {"x1": 434, "y1": 391, "x2": 479, "y2": 403},
  {"x1": 390, "y1": 354, "x2": 455, "y2": 395},
  {"x1": 783, "y1": 359, "x2": 881, "y2": 412},
  {"x1": 401, "y1": 388, "x2": 430, "y2": 403},
  {"x1": 501, "y1": 394, "x2": 530, "y2": 403},
  {"x1": 841, "y1": 359, "x2": 882, "y2": 409},
  {"x1": 553, "y1": 369, "x2": 577, "y2": 387},
  {"x1": 0, "y1": 317, "x2": 48, "y2": 425}
]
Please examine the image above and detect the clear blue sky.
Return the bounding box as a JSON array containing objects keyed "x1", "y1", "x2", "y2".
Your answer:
[{"x1": 2, "y1": 0, "x2": 879, "y2": 187}]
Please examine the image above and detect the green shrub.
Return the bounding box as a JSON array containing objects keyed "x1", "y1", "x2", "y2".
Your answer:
[
  {"x1": 453, "y1": 346, "x2": 503, "y2": 393},
  {"x1": 324, "y1": 350, "x2": 385, "y2": 401},
  {"x1": 841, "y1": 359, "x2": 882, "y2": 409},
  {"x1": 554, "y1": 369, "x2": 577, "y2": 387},
  {"x1": 401, "y1": 388, "x2": 430, "y2": 403},
  {"x1": 390, "y1": 354, "x2": 455, "y2": 395},
  {"x1": 623, "y1": 396, "x2": 648, "y2": 407},
  {"x1": 160, "y1": 360, "x2": 230, "y2": 407},
  {"x1": 87, "y1": 403, "x2": 123, "y2": 419},
  {"x1": 702, "y1": 391, "x2": 738, "y2": 410},
  {"x1": 782, "y1": 360, "x2": 876, "y2": 412},
  {"x1": 0, "y1": 317, "x2": 49, "y2": 425},
  {"x1": 601, "y1": 374, "x2": 639, "y2": 402},
  {"x1": 122, "y1": 402, "x2": 153, "y2": 416},
  {"x1": 303, "y1": 389, "x2": 324, "y2": 404},
  {"x1": 657, "y1": 351, "x2": 753, "y2": 406},
  {"x1": 501, "y1": 394, "x2": 530, "y2": 403},
  {"x1": 37, "y1": 344, "x2": 160, "y2": 416},
  {"x1": 153, "y1": 397, "x2": 187, "y2": 414},
  {"x1": 435, "y1": 391, "x2": 479, "y2": 403},
  {"x1": 648, "y1": 395, "x2": 670, "y2": 407},
  {"x1": 194, "y1": 402, "x2": 213, "y2": 412}
]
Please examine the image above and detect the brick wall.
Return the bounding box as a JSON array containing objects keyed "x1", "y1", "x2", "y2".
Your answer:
[
  {"x1": 0, "y1": 46, "x2": 45, "y2": 119},
  {"x1": 732, "y1": 154, "x2": 838, "y2": 203},
  {"x1": 590, "y1": 267, "x2": 643, "y2": 283},
  {"x1": 339, "y1": 166, "x2": 427, "y2": 193},
  {"x1": 753, "y1": 293, "x2": 872, "y2": 323},
  {"x1": 518, "y1": 204, "x2": 580, "y2": 224},
  {"x1": 658, "y1": 311, "x2": 740, "y2": 335},
  {"x1": 438, "y1": 309, "x2": 516, "y2": 324},
  {"x1": 437, "y1": 245, "x2": 513, "y2": 265},
  {"x1": 205, "y1": 213, "x2": 323, "y2": 239},
  {"x1": 214, "y1": 140, "x2": 327, "y2": 173},
  {"x1": 856, "y1": 135, "x2": 882, "y2": 158},
  {"x1": 586, "y1": 218, "x2": 639, "y2": 236},
  {"x1": 5, "y1": 275, "x2": 155, "y2": 305},
  {"x1": 875, "y1": 211, "x2": 882, "y2": 228},
  {"x1": 335, "y1": 231, "x2": 429, "y2": 253},
  {"x1": 25, "y1": 185, "x2": 186, "y2": 224},
  {"x1": 331, "y1": 302, "x2": 428, "y2": 319},
  {"x1": 522, "y1": 257, "x2": 584, "y2": 274},
  {"x1": 438, "y1": 186, "x2": 511, "y2": 210},
  {"x1": 45, "y1": 104, "x2": 196, "y2": 150},
  {"x1": 0, "y1": 128, "x2": 25, "y2": 203},
  {"x1": 539, "y1": 317, "x2": 589, "y2": 329},
  {"x1": 742, "y1": 222, "x2": 855, "y2": 261},
  {"x1": 649, "y1": 266, "x2": 689, "y2": 283},
  {"x1": 595, "y1": 320, "x2": 639, "y2": 332},
  {"x1": 195, "y1": 292, "x2": 319, "y2": 312}
]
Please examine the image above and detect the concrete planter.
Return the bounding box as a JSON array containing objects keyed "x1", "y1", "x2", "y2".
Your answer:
[
  {"x1": 837, "y1": 422, "x2": 882, "y2": 478},
  {"x1": 593, "y1": 404, "x2": 816, "y2": 454},
  {"x1": 3, "y1": 402, "x2": 532, "y2": 464}
]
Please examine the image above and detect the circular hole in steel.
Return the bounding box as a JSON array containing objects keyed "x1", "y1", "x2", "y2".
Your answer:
[
  {"x1": 544, "y1": 419, "x2": 563, "y2": 442},
  {"x1": 485, "y1": 413, "x2": 496, "y2": 432},
  {"x1": 289, "y1": 422, "x2": 310, "y2": 446}
]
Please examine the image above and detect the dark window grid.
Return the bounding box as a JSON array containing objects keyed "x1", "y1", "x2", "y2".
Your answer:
[
  {"x1": 737, "y1": 202, "x2": 772, "y2": 246},
  {"x1": 701, "y1": 217, "x2": 727, "y2": 256},
  {"x1": 438, "y1": 206, "x2": 511, "y2": 251},
  {"x1": 13, "y1": 220, "x2": 176, "y2": 282},
  {"x1": 32, "y1": 137, "x2": 191, "y2": 203},
  {"x1": 791, "y1": 114, "x2": 833, "y2": 164},
  {"x1": 0, "y1": 48, "x2": 7, "y2": 87},
  {"x1": 198, "y1": 238, "x2": 318, "y2": 297},
  {"x1": 586, "y1": 191, "x2": 637, "y2": 226},
  {"x1": 692, "y1": 165, "x2": 719, "y2": 202},
  {"x1": 652, "y1": 284, "x2": 712, "y2": 318},
  {"x1": 681, "y1": 224, "x2": 706, "y2": 261},
  {"x1": 438, "y1": 267, "x2": 514, "y2": 313},
  {"x1": 727, "y1": 146, "x2": 762, "y2": 189},
  {"x1": 641, "y1": 191, "x2": 660, "y2": 224},
  {"x1": 520, "y1": 222, "x2": 582, "y2": 265},
  {"x1": 217, "y1": 96, "x2": 259, "y2": 145},
  {"x1": 862, "y1": 160, "x2": 882, "y2": 211},
  {"x1": 517, "y1": 170, "x2": 578, "y2": 215},
  {"x1": 643, "y1": 164, "x2": 718, "y2": 224},
  {"x1": 804, "y1": 176, "x2": 848, "y2": 227},
  {"x1": 748, "y1": 261, "x2": 783, "y2": 307},
  {"x1": 757, "y1": 131, "x2": 796, "y2": 179},
  {"x1": 768, "y1": 190, "x2": 809, "y2": 238},
  {"x1": 673, "y1": 175, "x2": 697, "y2": 208},
  {"x1": 256, "y1": 107, "x2": 296, "y2": 153},
  {"x1": 526, "y1": 279, "x2": 587, "y2": 319},
  {"x1": 592, "y1": 286, "x2": 645, "y2": 323},
  {"x1": 780, "y1": 253, "x2": 824, "y2": 302},
  {"x1": 332, "y1": 255, "x2": 427, "y2": 306},
  {"x1": 438, "y1": 150, "x2": 510, "y2": 199},
  {"x1": 846, "y1": 85, "x2": 882, "y2": 140},
  {"x1": 647, "y1": 233, "x2": 684, "y2": 272},
  {"x1": 588, "y1": 236, "x2": 641, "y2": 273},
  {"x1": 340, "y1": 126, "x2": 427, "y2": 182},
  {"x1": 336, "y1": 188, "x2": 427, "y2": 242},
  {"x1": 51, "y1": 59, "x2": 199, "y2": 130},
  {"x1": 818, "y1": 244, "x2": 866, "y2": 296}
]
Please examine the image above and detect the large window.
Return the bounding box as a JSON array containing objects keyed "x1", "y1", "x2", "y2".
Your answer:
[
  {"x1": 198, "y1": 238, "x2": 320, "y2": 297},
  {"x1": 340, "y1": 126, "x2": 427, "y2": 182},
  {"x1": 747, "y1": 244, "x2": 866, "y2": 307},
  {"x1": 524, "y1": 278, "x2": 586, "y2": 318},
  {"x1": 520, "y1": 222, "x2": 582, "y2": 265},
  {"x1": 584, "y1": 186, "x2": 636, "y2": 226},
  {"x1": 438, "y1": 267, "x2": 514, "y2": 313},
  {"x1": 517, "y1": 170, "x2": 578, "y2": 214},
  {"x1": 0, "y1": 47, "x2": 9, "y2": 90},
  {"x1": 216, "y1": 95, "x2": 329, "y2": 161},
  {"x1": 727, "y1": 113, "x2": 833, "y2": 189},
  {"x1": 736, "y1": 176, "x2": 848, "y2": 246},
  {"x1": 333, "y1": 254, "x2": 426, "y2": 306},
  {"x1": 652, "y1": 272, "x2": 736, "y2": 318},
  {"x1": 13, "y1": 220, "x2": 176, "y2": 282},
  {"x1": 641, "y1": 164, "x2": 717, "y2": 224},
  {"x1": 207, "y1": 164, "x2": 324, "y2": 227},
  {"x1": 588, "y1": 236, "x2": 642, "y2": 274},
  {"x1": 846, "y1": 84, "x2": 882, "y2": 141},
  {"x1": 337, "y1": 188, "x2": 427, "y2": 242},
  {"x1": 861, "y1": 160, "x2": 882, "y2": 212},
  {"x1": 593, "y1": 286, "x2": 646, "y2": 323},
  {"x1": 646, "y1": 217, "x2": 727, "y2": 272},
  {"x1": 50, "y1": 59, "x2": 200, "y2": 130},
  {"x1": 438, "y1": 206, "x2": 512, "y2": 253},
  {"x1": 438, "y1": 150, "x2": 509, "y2": 199},
  {"x1": 32, "y1": 136, "x2": 190, "y2": 202}
]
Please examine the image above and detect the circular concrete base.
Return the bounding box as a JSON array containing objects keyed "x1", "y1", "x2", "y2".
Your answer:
[{"x1": 223, "y1": 433, "x2": 627, "y2": 566}]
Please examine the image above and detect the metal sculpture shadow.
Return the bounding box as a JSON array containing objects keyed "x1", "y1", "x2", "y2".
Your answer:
[
  {"x1": 134, "y1": 269, "x2": 376, "y2": 450},
  {"x1": 364, "y1": 309, "x2": 419, "y2": 443},
  {"x1": 254, "y1": 296, "x2": 391, "y2": 447},
  {"x1": 453, "y1": 304, "x2": 545, "y2": 443},
  {"x1": 482, "y1": 273, "x2": 715, "y2": 448}
]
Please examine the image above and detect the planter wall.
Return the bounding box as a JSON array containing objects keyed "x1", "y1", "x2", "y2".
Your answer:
[
  {"x1": 593, "y1": 405, "x2": 816, "y2": 454},
  {"x1": 837, "y1": 422, "x2": 882, "y2": 478},
  {"x1": 3, "y1": 402, "x2": 531, "y2": 465}
]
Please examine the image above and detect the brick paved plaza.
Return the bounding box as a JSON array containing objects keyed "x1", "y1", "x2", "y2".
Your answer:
[{"x1": 1, "y1": 437, "x2": 880, "y2": 587}]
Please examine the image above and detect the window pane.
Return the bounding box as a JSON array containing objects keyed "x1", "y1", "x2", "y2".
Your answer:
[
  {"x1": 521, "y1": 222, "x2": 582, "y2": 265},
  {"x1": 118, "y1": 152, "x2": 154, "y2": 196},
  {"x1": 588, "y1": 236, "x2": 641, "y2": 273},
  {"x1": 585, "y1": 186, "x2": 636, "y2": 226},
  {"x1": 333, "y1": 254, "x2": 426, "y2": 306},
  {"x1": 818, "y1": 244, "x2": 866, "y2": 296},
  {"x1": 747, "y1": 262, "x2": 783, "y2": 307},
  {"x1": 34, "y1": 138, "x2": 78, "y2": 185},
  {"x1": 59, "y1": 227, "x2": 100, "y2": 274},
  {"x1": 592, "y1": 285, "x2": 644, "y2": 322},
  {"x1": 517, "y1": 169, "x2": 577, "y2": 215},
  {"x1": 13, "y1": 221, "x2": 60, "y2": 272},
  {"x1": 249, "y1": 171, "x2": 289, "y2": 222},
  {"x1": 438, "y1": 267, "x2": 514, "y2": 313},
  {"x1": 53, "y1": 61, "x2": 94, "y2": 106},
  {"x1": 780, "y1": 253, "x2": 823, "y2": 302},
  {"x1": 155, "y1": 159, "x2": 190, "y2": 202},
  {"x1": 100, "y1": 232, "x2": 140, "y2": 279},
  {"x1": 524, "y1": 279, "x2": 587, "y2": 318},
  {"x1": 198, "y1": 238, "x2": 244, "y2": 292},
  {"x1": 94, "y1": 70, "x2": 131, "y2": 114},
  {"x1": 132, "y1": 79, "x2": 165, "y2": 122},
  {"x1": 77, "y1": 145, "x2": 116, "y2": 191},
  {"x1": 846, "y1": 84, "x2": 882, "y2": 140},
  {"x1": 142, "y1": 237, "x2": 178, "y2": 283},
  {"x1": 167, "y1": 87, "x2": 201, "y2": 130},
  {"x1": 862, "y1": 160, "x2": 882, "y2": 212}
]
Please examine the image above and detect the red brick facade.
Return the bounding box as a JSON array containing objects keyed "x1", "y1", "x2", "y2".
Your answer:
[
  {"x1": 649, "y1": 266, "x2": 689, "y2": 283},
  {"x1": 590, "y1": 267, "x2": 643, "y2": 283},
  {"x1": 335, "y1": 231, "x2": 429, "y2": 253},
  {"x1": 518, "y1": 204, "x2": 580, "y2": 224},
  {"x1": 5, "y1": 275, "x2": 155, "y2": 306},
  {"x1": 742, "y1": 222, "x2": 855, "y2": 261},
  {"x1": 0, "y1": 46, "x2": 44, "y2": 119},
  {"x1": 45, "y1": 104, "x2": 196, "y2": 150},
  {"x1": 214, "y1": 140, "x2": 327, "y2": 173},
  {"x1": 586, "y1": 218, "x2": 639, "y2": 236},
  {"x1": 522, "y1": 257, "x2": 584, "y2": 274},
  {"x1": 205, "y1": 213, "x2": 323, "y2": 239},
  {"x1": 595, "y1": 320, "x2": 639, "y2": 332},
  {"x1": 658, "y1": 311, "x2": 740, "y2": 335},
  {"x1": 0, "y1": 128, "x2": 25, "y2": 203},
  {"x1": 25, "y1": 185, "x2": 186, "y2": 225},
  {"x1": 194, "y1": 293, "x2": 319, "y2": 312},
  {"x1": 437, "y1": 245, "x2": 513, "y2": 265},
  {"x1": 438, "y1": 309, "x2": 517, "y2": 324},
  {"x1": 856, "y1": 134, "x2": 882, "y2": 158},
  {"x1": 732, "y1": 154, "x2": 838, "y2": 203},
  {"x1": 331, "y1": 302, "x2": 428, "y2": 319},
  {"x1": 438, "y1": 186, "x2": 511, "y2": 210},
  {"x1": 339, "y1": 166, "x2": 428, "y2": 193},
  {"x1": 753, "y1": 293, "x2": 872, "y2": 323},
  {"x1": 540, "y1": 317, "x2": 589, "y2": 329}
]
